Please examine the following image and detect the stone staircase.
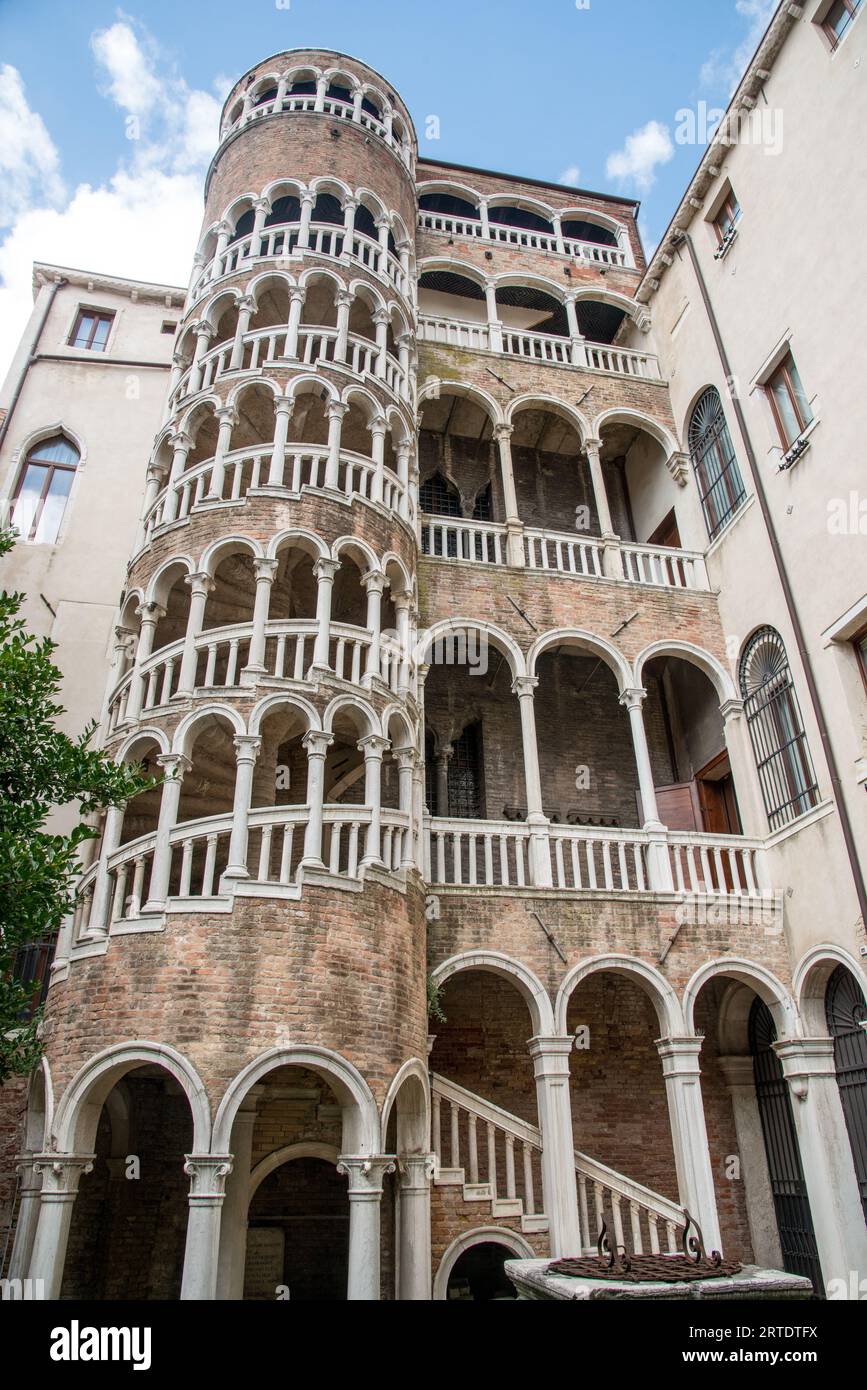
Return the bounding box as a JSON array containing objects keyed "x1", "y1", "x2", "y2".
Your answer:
[{"x1": 432, "y1": 1073, "x2": 685, "y2": 1254}]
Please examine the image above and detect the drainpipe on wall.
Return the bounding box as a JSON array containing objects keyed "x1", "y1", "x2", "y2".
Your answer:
[
  {"x1": 671, "y1": 229, "x2": 867, "y2": 933},
  {"x1": 0, "y1": 276, "x2": 67, "y2": 455}
]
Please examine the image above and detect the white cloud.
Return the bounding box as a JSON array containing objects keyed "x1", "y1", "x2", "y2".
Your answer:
[
  {"x1": 0, "y1": 65, "x2": 66, "y2": 227},
  {"x1": 558, "y1": 165, "x2": 581, "y2": 186},
  {"x1": 700, "y1": 0, "x2": 777, "y2": 95},
  {"x1": 639, "y1": 219, "x2": 659, "y2": 261},
  {"x1": 0, "y1": 22, "x2": 230, "y2": 381},
  {"x1": 606, "y1": 120, "x2": 674, "y2": 193}
]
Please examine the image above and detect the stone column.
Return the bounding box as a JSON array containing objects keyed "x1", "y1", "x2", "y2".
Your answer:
[
  {"x1": 434, "y1": 744, "x2": 453, "y2": 819},
  {"x1": 397, "y1": 333, "x2": 412, "y2": 398},
  {"x1": 656, "y1": 1037, "x2": 723, "y2": 1253},
  {"x1": 373, "y1": 308, "x2": 390, "y2": 380},
  {"x1": 342, "y1": 197, "x2": 358, "y2": 243},
  {"x1": 249, "y1": 197, "x2": 270, "y2": 256},
  {"x1": 297, "y1": 191, "x2": 316, "y2": 249},
  {"x1": 189, "y1": 322, "x2": 216, "y2": 395},
  {"x1": 620, "y1": 686, "x2": 674, "y2": 891},
  {"x1": 362, "y1": 570, "x2": 388, "y2": 684},
  {"x1": 134, "y1": 462, "x2": 167, "y2": 550},
  {"x1": 286, "y1": 287, "x2": 307, "y2": 359},
  {"x1": 229, "y1": 295, "x2": 255, "y2": 370},
  {"x1": 177, "y1": 572, "x2": 215, "y2": 696},
  {"x1": 8, "y1": 1155, "x2": 43, "y2": 1281},
  {"x1": 485, "y1": 282, "x2": 503, "y2": 353},
  {"x1": 206, "y1": 406, "x2": 238, "y2": 501},
  {"x1": 565, "y1": 293, "x2": 587, "y2": 367},
  {"x1": 243, "y1": 560, "x2": 278, "y2": 677},
  {"x1": 375, "y1": 217, "x2": 391, "y2": 275},
  {"x1": 99, "y1": 624, "x2": 136, "y2": 733},
  {"x1": 398, "y1": 1154, "x2": 434, "y2": 1300},
  {"x1": 314, "y1": 78, "x2": 327, "y2": 113},
  {"x1": 527, "y1": 1039, "x2": 582, "y2": 1256},
  {"x1": 86, "y1": 802, "x2": 126, "y2": 939},
  {"x1": 221, "y1": 736, "x2": 262, "y2": 883},
  {"x1": 160, "y1": 431, "x2": 193, "y2": 525},
  {"x1": 393, "y1": 589, "x2": 413, "y2": 694},
  {"x1": 552, "y1": 212, "x2": 566, "y2": 255},
  {"x1": 775, "y1": 1037, "x2": 867, "y2": 1295},
  {"x1": 310, "y1": 558, "x2": 339, "y2": 676},
  {"x1": 143, "y1": 752, "x2": 191, "y2": 911},
  {"x1": 479, "y1": 198, "x2": 491, "y2": 240},
  {"x1": 360, "y1": 735, "x2": 389, "y2": 866},
  {"x1": 216, "y1": 1089, "x2": 263, "y2": 1300},
  {"x1": 512, "y1": 676, "x2": 553, "y2": 888},
  {"x1": 718, "y1": 1055, "x2": 783, "y2": 1270},
  {"x1": 301, "y1": 731, "x2": 334, "y2": 868},
  {"x1": 583, "y1": 435, "x2": 617, "y2": 545},
  {"x1": 125, "y1": 602, "x2": 165, "y2": 724},
  {"x1": 335, "y1": 289, "x2": 354, "y2": 362},
  {"x1": 369, "y1": 417, "x2": 388, "y2": 507},
  {"x1": 337, "y1": 1156, "x2": 396, "y2": 1301},
  {"x1": 28, "y1": 1154, "x2": 95, "y2": 1299},
  {"x1": 267, "y1": 398, "x2": 294, "y2": 488},
  {"x1": 324, "y1": 403, "x2": 348, "y2": 490},
  {"x1": 494, "y1": 424, "x2": 524, "y2": 566},
  {"x1": 721, "y1": 699, "x2": 768, "y2": 843},
  {"x1": 181, "y1": 1156, "x2": 233, "y2": 1301},
  {"x1": 394, "y1": 748, "x2": 417, "y2": 870}
]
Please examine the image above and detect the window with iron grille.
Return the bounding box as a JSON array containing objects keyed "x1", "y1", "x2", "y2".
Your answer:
[
  {"x1": 739, "y1": 627, "x2": 819, "y2": 831},
  {"x1": 420, "y1": 472, "x2": 462, "y2": 559},
  {"x1": 448, "y1": 722, "x2": 484, "y2": 820},
  {"x1": 688, "y1": 388, "x2": 747, "y2": 540}
]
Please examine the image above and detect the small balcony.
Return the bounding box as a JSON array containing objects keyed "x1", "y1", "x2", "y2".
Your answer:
[
  {"x1": 417, "y1": 314, "x2": 661, "y2": 380},
  {"x1": 417, "y1": 188, "x2": 635, "y2": 268}
]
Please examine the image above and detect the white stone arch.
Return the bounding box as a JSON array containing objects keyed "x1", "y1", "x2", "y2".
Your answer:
[
  {"x1": 281, "y1": 61, "x2": 324, "y2": 90},
  {"x1": 355, "y1": 185, "x2": 389, "y2": 225},
  {"x1": 593, "y1": 406, "x2": 680, "y2": 458},
  {"x1": 226, "y1": 374, "x2": 282, "y2": 411},
  {"x1": 793, "y1": 945, "x2": 867, "y2": 1037},
  {"x1": 247, "y1": 71, "x2": 283, "y2": 103},
  {"x1": 115, "y1": 725, "x2": 170, "y2": 765},
  {"x1": 527, "y1": 628, "x2": 632, "y2": 694},
  {"x1": 24, "y1": 1057, "x2": 54, "y2": 1154},
  {"x1": 266, "y1": 527, "x2": 329, "y2": 563},
  {"x1": 248, "y1": 1142, "x2": 341, "y2": 1201},
  {"x1": 416, "y1": 178, "x2": 483, "y2": 209},
  {"x1": 246, "y1": 268, "x2": 297, "y2": 310},
  {"x1": 201, "y1": 286, "x2": 244, "y2": 333},
  {"x1": 487, "y1": 192, "x2": 555, "y2": 222},
  {"x1": 309, "y1": 174, "x2": 354, "y2": 207},
  {"x1": 222, "y1": 191, "x2": 261, "y2": 234},
  {"x1": 213, "y1": 1045, "x2": 379, "y2": 1155},
  {"x1": 260, "y1": 175, "x2": 306, "y2": 207},
  {"x1": 416, "y1": 617, "x2": 526, "y2": 680},
  {"x1": 571, "y1": 285, "x2": 645, "y2": 325},
  {"x1": 380, "y1": 549, "x2": 413, "y2": 593},
  {"x1": 322, "y1": 693, "x2": 379, "y2": 740},
  {"x1": 346, "y1": 275, "x2": 388, "y2": 317},
  {"x1": 431, "y1": 950, "x2": 555, "y2": 1038},
  {"x1": 560, "y1": 205, "x2": 629, "y2": 240},
  {"x1": 390, "y1": 211, "x2": 412, "y2": 250},
  {"x1": 145, "y1": 553, "x2": 195, "y2": 606},
  {"x1": 380, "y1": 702, "x2": 416, "y2": 747},
  {"x1": 634, "y1": 640, "x2": 736, "y2": 706},
  {"x1": 417, "y1": 254, "x2": 490, "y2": 291},
  {"x1": 380, "y1": 1058, "x2": 431, "y2": 1153},
  {"x1": 493, "y1": 269, "x2": 565, "y2": 302},
  {"x1": 433, "y1": 1226, "x2": 535, "y2": 1300},
  {"x1": 682, "y1": 958, "x2": 798, "y2": 1040},
  {"x1": 286, "y1": 371, "x2": 339, "y2": 406},
  {"x1": 53, "y1": 1042, "x2": 211, "y2": 1154},
  {"x1": 322, "y1": 65, "x2": 362, "y2": 95},
  {"x1": 178, "y1": 394, "x2": 222, "y2": 441},
  {"x1": 341, "y1": 382, "x2": 383, "y2": 427},
  {"x1": 172, "y1": 702, "x2": 247, "y2": 757},
  {"x1": 330, "y1": 532, "x2": 381, "y2": 573},
  {"x1": 358, "y1": 80, "x2": 388, "y2": 119},
  {"x1": 506, "y1": 392, "x2": 591, "y2": 445},
  {"x1": 200, "y1": 532, "x2": 264, "y2": 578},
  {"x1": 417, "y1": 377, "x2": 504, "y2": 429},
  {"x1": 248, "y1": 691, "x2": 321, "y2": 738},
  {"x1": 555, "y1": 954, "x2": 683, "y2": 1036},
  {"x1": 298, "y1": 263, "x2": 345, "y2": 298}
]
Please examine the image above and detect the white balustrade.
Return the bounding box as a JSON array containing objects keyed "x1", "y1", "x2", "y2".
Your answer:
[
  {"x1": 524, "y1": 529, "x2": 604, "y2": 577},
  {"x1": 417, "y1": 212, "x2": 629, "y2": 267},
  {"x1": 221, "y1": 94, "x2": 412, "y2": 169},
  {"x1": 584, "y1": 343, "x2": 660, "y2": 378},
  {"x1": 426, "y1": 817, "x2": 534, "y2": 888},
  {"x1": 417, "y1": 315, "x2": 660, "y2": 379},
  {"x1": 667, "y1": 832, "x2": 766, "y2": 898},
  {"x1": 420, "y1": 517, "x2": 507, "y2": 566},
  {"x1": 574, "y1": 1151, "x2": 685, "y2": 1257},
  {"x1": 416, "y1": 315, "x2": 490, "y2": 351},
  {"x1": 502, "y1": 328, "x2": 573, "y2": 365},
  {"x1": 431, "y1": 1075, "x2": 542, "y2": 1217},
  {"x1": 620, "y1": 543, "x2": 710, "y2": 591}
]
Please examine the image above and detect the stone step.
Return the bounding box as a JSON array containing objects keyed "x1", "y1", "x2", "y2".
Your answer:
[
  {"x1": 462, "y1": 1183, "x2": 493, "y2": 1203},
  {"x1": 434, "y1": 1167, "x2": 465, "y2": 1186},
  {"x1": 492, "y1": 1198, "x2": 524, "y2": 1219}
]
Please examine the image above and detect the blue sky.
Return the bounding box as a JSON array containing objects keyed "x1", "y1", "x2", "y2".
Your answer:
[{"x1": 0, "y1": 0, "x2": 777, "y2": 375}]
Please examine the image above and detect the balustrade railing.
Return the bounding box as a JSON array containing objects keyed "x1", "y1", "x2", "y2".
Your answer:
[
  {"x1": 222, "y1": 94, "x2": 413, "y2": 168},
  {"x1": 417, "y1": 315, "x2": 661, "y2": 379},
  {"x1": 192, "y1": 220, "x2": 411, "y2": 301},
  {"x1": 142, "y1": 444, "x2": 411, "y2": 545},
  {"x1": 174, "y1": 324, "x2": 407, "y2": 405},
  {"x1": 420, "y1": 516, "x2": 508, "y2": 565},
  {"x1": 524, "y1": 528, "x2": 604, "y2": 577},
  {"x1": 417, "y1": 211, "x2": 630, "y2": 267},
  {"x1": 619, "y1": 542, "x2": 709, "y2": 590}
]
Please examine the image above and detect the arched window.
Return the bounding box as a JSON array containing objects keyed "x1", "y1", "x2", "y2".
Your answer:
[
  {"x1": 11, "y1": 434, "x2": 79, "y2": 544},
  {"x1": 688, "y1": 388, "x2": 746, "y2": 539},
  {"x1": 739, "y1": 627, "x2": 819, "y2": 830},
  {"x1": 419, "y1": 471, "x2": 461, "y2": 518}
]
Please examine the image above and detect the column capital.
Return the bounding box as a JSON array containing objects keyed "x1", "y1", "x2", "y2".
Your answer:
[
  {"x1": 393, "y1": 745, "x2": 417, "y2": 771},
  {"x1": 493, "y1": 423, "x2": 514, "y2": 443},
  {"x1": 313, "y1": 557, "x2": 340, "y2": 583},
  {"x1": 398, "y1": 1153, "x2": 436, "y2": 1188},
  {"x1": 303, "y1": 729, "x2": 335, "y2": 758},
  {"x1": 289, "y1": 285, "x2": 308, "y2": 305},
  {"x1": 251, "y1": 196, "x2": 271, "y2": 214},
  {"x1": 326, "y1": 400, "x2": 349, "y2": 421},
  {"x1": 583, "y1": 435, "x2": 602, "y2": 455},
  {"x1": 184, "y1": 1154, "x2": 234, "y2": 1201},
  {"x1": 666, "y1": 451, "x2": 691, "y2": 487},
  {"x1": 233, "y1": 734, "x2": 262, "y2": 765},
  {"x1": 619, "y1": 686, "x2": 648, "y2": 711},
  {"x1": 392, "y1": 587, "x2": 414, "y2": 612},
  {"x1": 656, "y1": 1035, "x2": 705, "y2": 1075},
  {"x1": 511, "y1": 675, "x2": 539, "y2": 699},
  {"x1": 773, "y1": 1036, "x2": 838, "y2": 1097},
  {"x1": 136, "y1": 601, "x2": 166, "y2": 624},
  {"x1": 192, "y1": 320, "x2": 216, "y2": 341},
  {"x1": 372, "y1": 308, "x2": 391, "y2": 326},
  {"x1": 337, "y1": 1155, "x2": 396, "y2": 1195},
  {"x1": 334, "y1": 288, "x2": 355, "y2": 308},
  {"x1": 274, "y1": 396, "x2": 295, "y2": 418},
  {"x1": 358, "y1": 734, "x2": 390, "y2": 759},
  {"x1": 157, "y1": 752, "x2": 192, "y2": 781},
  {"x1": 300, "y1": 190, "x2": 316, "y2": 208},
  {"x1": 185, "y1": 570, "x2": 215, "y2": 597},
  {"x1": 32, "y1": 1153, "x2": 95, "y2": 1196},
  {"x1": 215, "y1": 405, "x2": 239, "y2": 427},
  {"x1": 342, "y1": 196, "x2": 359, "y2": 213},
  {"x1": 236, "y1": 293, "x2": 257, "y2": 313},
  {"x1": 170, "y1": 429, "x2": 195, "y2": 452},
  {"x1": 527, "y1": 1035, "x2": 575, "y2": 1077},
  {"x1": 252, "y1": 557, "x2": 279, "y2": 583},
  {"x1": 362, "y1": 568, "x2": 389, "y2": 595},
  {"x1": 720, "y1": 697, "x2": 745, "y2": 723},
  {"x1": 369, "y1": 414, "x2": 388, "y2": 438}
]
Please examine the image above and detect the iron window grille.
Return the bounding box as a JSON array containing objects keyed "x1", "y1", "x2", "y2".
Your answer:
[
  {"x1": 688, "y1": 388, "x2": 747, "y2": 540},
  {"x1": 739, "y1": 627, "x2": 819, "y2": 831}
]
